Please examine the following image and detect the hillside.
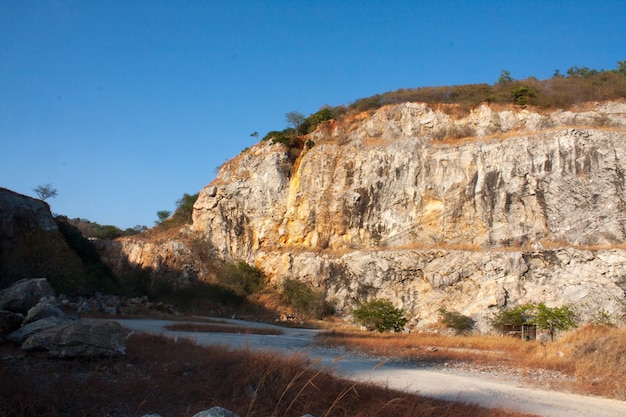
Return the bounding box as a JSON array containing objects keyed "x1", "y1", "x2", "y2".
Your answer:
[{"x1": 102, "y1": 99, "x2": 626, "y2": 330}]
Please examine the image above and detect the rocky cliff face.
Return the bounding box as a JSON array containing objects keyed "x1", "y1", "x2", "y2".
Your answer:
[{"x1": 186, "y1": 101, "x2": 626, "y2": 329}]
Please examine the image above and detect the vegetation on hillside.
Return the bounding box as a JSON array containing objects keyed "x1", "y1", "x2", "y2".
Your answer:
[
  {"x1": 352, "y1": 298, "x2": 408, "y2": 332},
  {"x1": 259, "y1": 60, "x2": 626, "y2": 148},
  {"x1": 491, "y1": 303, "x2": 577, "y2": 341}
]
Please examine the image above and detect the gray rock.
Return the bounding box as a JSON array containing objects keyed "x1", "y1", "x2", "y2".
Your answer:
[
  {"x1": 0, "y1": 278, "x2": 55, "y2": 314},
  {"x1": 23, "y1": 299, "x2": 67, "y2": 325},
  {"x1": 192, "y1": 407, "x2": 240, "y2": 417},
  {"x1": 6, "y1": 316, "x2": 69, "y2": 344},
  {"x1": 21, "y1": 319, "x2": 127, "y2": 357}
]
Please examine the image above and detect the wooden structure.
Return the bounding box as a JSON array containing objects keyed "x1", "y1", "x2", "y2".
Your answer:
[{"x1": 502, "y1": 324, "x2": 537, "y2": 340}]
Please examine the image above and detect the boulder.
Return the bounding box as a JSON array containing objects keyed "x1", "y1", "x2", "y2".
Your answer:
[
  {"x1": 21, "y1": 319, "x2": 127, "y2": 357},
  {"x1": 192, "y1": 407, "x2": 241, "y2": 417},
  {"x1": 0, "y1": 278, "x2": 56, "y2": 314},
  {"x1": 22, "y1": 298, "x2": 67, "y2": 325},
  {"x1": 6, "y1": 316, "x2": 71, "y2": 345}
]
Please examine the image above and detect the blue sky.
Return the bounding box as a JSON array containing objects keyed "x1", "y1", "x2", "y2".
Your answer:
[{"x1": 1, "y1": 1, "x2": 625, "y2": 229}]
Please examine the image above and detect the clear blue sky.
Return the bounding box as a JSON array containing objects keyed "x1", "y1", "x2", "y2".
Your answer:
[{"x1": 2, "y1": 1, "x2": 625, "y2": 229}]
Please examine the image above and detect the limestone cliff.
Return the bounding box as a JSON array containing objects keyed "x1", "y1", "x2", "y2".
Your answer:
[{"x1": 188, "y1": 101, "x2": 626, "y2": 329}]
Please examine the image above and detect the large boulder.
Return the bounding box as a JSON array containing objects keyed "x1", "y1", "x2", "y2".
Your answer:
[
  {"x1": 22, "y1": 298, "x2": 67, "y2": 325},
  {"x1": 21, "y1": 319, "x2": 127, "y2": 357},
  {"x1": 6, "y1": 316, "x2": 71, "y2": 345},
  {"x1": 0, "y1": 278, "x2": 55, "y2": 314}
]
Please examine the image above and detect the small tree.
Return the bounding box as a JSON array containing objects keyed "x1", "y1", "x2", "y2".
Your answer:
[
  {"x1": 352, "y1": 298, "x2": 407, "y2": 333},
  {"x1": 155, "y1": 210, "x2": 171, "y2": 225},
  {"x1": 497, "y1": 69, "x2": 513, "y2": 84},
  {"x1": 490, "y1": 303, "x2": 535, "y2": 330},
  {"x1": 531, "y1": 302, "x2": 576, "y2": 341},
  {"x1": 438, "y1": 308, "x2": 475, "y2": 334},
  {"x1": 33, "y1": 183, "x2": 58, "y2": 200},
  {"x1": 286, "y1": 111, "x2": 306, "y2": 136}
]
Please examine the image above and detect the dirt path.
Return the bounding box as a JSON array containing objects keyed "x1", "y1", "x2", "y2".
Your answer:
[{"x1": 117, "y1": 318, "x2": 626, "y2": 417}]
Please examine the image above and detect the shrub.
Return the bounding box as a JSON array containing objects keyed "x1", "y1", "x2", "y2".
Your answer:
[
  {"x1": 352, "y1": 298, "x2": 407, "y2": 333},
  {"x1": 280, "y1": 278, "x2": 334, "y2": 319},
  {"x1": 490, "y1": 304, "x2": 535, "y2": 330},
  {"x1": 216, "y1": 261, "x2": 265, "y2": 296},
  {"x1": 491, "y1": 303, "x2": 576, "y2": 341},
  {"x1": 438, "y1": 308, "x2": 474, "y2": 334},
  {"x1": 533, "y1": 302, "x2": 576, "y2": 341}
]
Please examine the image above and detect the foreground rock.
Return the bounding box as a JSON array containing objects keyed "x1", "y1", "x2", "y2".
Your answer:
[
  {"x1": 21, "y1": 319, "x2": 126, "y2": 357},
  {"x1": 0, "y1": 278, "x2": 55, "y2": 314},
  {"x1": 1, "y1": 278, "x2": 126, "y2": 357}
]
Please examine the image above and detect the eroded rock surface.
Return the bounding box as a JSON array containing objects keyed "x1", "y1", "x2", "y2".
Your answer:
[{"x1": 112, "y1": 102, "x2": 626, "y2": 329}]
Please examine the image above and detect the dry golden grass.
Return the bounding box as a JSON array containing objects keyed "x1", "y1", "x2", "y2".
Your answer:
[
  {"x1": 0, "y1": 333, "x2": 536, "y2": 417},
  {"x1": 317, "y1": 324, "x2": 626, "y2": 400}
]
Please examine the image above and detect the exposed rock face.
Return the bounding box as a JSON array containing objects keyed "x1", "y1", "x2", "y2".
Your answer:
[
  {"x1": 0, "y1": 188, "x2": 87, "y2": 289},
  {"x1": 186, "y1": 101, "x2": 626, "y2": 329},
  {"x1": 193, "y1": 102, "x2": 626, "y2": 254}
]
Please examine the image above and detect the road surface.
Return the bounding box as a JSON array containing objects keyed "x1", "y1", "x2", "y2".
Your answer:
[{"x1": 116, "y1": 318, "x2": 626, "y2": 417}]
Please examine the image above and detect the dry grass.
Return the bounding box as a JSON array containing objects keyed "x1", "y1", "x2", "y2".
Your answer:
[
  {"x1": 0, "y1": 333, "x2": 536, "y2": 417},
  {"x1": 317, "y1": 324, "x2": 626, "y2": 400}
]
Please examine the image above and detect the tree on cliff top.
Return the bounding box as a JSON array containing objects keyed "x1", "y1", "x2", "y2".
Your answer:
[{"x1": 33, "y1": 183, "x2": 58, "y2": 201}]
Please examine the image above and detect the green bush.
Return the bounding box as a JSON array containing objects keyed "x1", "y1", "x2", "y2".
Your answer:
[
  {"x1": 352, "y1": 298, "x2": 407, "y2": 333},
  {"x1": 533, "y1": 302, "x2": 576, "y2": 341},
  {"x1": 280, "y1": 278, "x2": 334, "y2": 319},
  {"x1": 491, "y1": 303, "x2": 577, "y2": 341},
  {"x1": 438, "y1": 308, "x2": 474, "y2": 334},
  {"x1": 490, "y1": 303, "x2": 535, "y2": 329}
]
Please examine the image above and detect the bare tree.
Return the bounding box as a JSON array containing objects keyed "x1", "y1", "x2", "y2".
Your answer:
[
  {"x1": 285, "y1": 111, "x2": 305, "y2": 133},
  {"x1": 33, "y1": 183, "x2": 58, "y2": 200}
]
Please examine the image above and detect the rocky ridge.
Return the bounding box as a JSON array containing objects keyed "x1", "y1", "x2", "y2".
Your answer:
[{"x1": 116, "y1": 102, "x2": 626, "y2": 330}]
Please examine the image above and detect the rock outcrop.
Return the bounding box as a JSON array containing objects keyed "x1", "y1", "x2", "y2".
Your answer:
[
  {"x1": 0, "y1": 188, "x2": 87, "y2": 289},
  {"x1": 189, "y1": 101, "x2": 626, "y2": 329},
  {"x1": 111, "y1": 101, "x2": 626, "y2": 330}
]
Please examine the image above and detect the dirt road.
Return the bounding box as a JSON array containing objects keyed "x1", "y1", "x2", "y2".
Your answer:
[{"x1": 117, "y1": 318, "x2": 626, "y2": 417}]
